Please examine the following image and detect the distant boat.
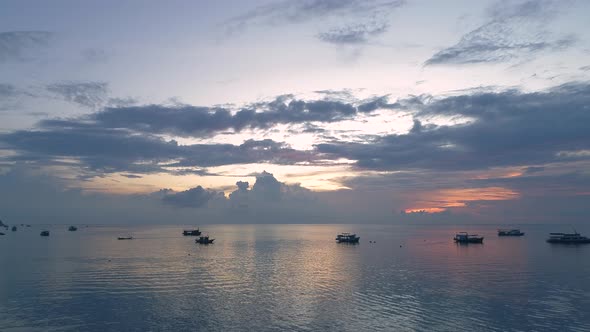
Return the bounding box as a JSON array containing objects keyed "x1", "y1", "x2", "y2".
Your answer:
[
  {"x1": 183, "y1": 229, "x2": 201, "y2": 236},
  {"x1": 196, "y1": 235, "x2": 214, "y2": 244},
  {"x1": 454, "y1": 232, "x2": 483, "y2": 243},
  {"x1": 0, "y1": 232, "x2": 5, "y2": 236},
  {"x1": 68, "y1": 226, "x2": 78, "y2": 231},
  {"x1": 498, "y1": 229, "x2": 524, "y2": 236},
  {"x1": 547, "y1": 232, "x2": 590, "y2": 244},
  {"x1": 12, "y1": 226, "x2": 17, "y2": 232},
  {"x1": 336, "y1": 232, "x2": 360, "y2": 243},
  {"x1": 40, "y1": 230, "x2": 50, "y2": 237},
  {"x1": 117, "y1": 236, "x2": 133, "y2": 240}
]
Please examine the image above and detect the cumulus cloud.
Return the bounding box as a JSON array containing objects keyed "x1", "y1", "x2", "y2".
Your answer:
[
  {"x1": 0, "y1": 31, "x2": 53, "y2": 63},
  {"x1": 425, "y1": 0, "x2": 575, "y2": 65},
  {"x1": 162, "y1": 186, "x2": 224, "y2": 208}
]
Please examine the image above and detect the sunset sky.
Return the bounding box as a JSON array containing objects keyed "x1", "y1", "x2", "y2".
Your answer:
[{"x1": 1, "y1": 0, "x2": 589, "y2": 224}]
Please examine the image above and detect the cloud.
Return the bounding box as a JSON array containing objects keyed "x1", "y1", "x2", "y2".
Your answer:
[
  {"x1": 0, "y1": 31, "x2": 53, "y2": 63},
  {"x1": 162, "y1": 185, "x2": 224, "y2": 208},
  {"x1": 316, "y1": 82, "x2": 590, "y2": 171},
  {"x1": 46, "y1": 81, "x2": 109, "y2": 108},
  {"x1": 37, "y1": 94, "x2": 388, "y2": 137},
  {"x1": 317, "y1": 21, "x2": 389, "y2": 44},
  {"x1": 0, "y1": 125, "x2": 316, "y2": 176},
  {"x1": 425, "y1": 0, "x2": 575, "y2": 65},
  {"x1": 0, "y1": 83, "x2": 18, "y2": 98},
  {"x1": 227, "y1": 0, "x2": 404, "y2": 28}
]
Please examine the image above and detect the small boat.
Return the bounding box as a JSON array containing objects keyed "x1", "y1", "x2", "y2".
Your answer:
[
  {"x1": 454, "y1": 232, "x2": 483, "y2": 243},
  {"x1": 196, "y1": 235, "x2": 214, "y2": 244},
  {"x1": 183, "y1": 229, "x2": 201, "y2": 236},
  {"x1": 498, "y1": 229, "x2": 524, "y2": 236},
  {"x1": 68, "y1": 226, "x2": 78, "y2": 231},
  {"x1": 117, "y1": 236, "x2": 133, "y2": 240},
  {"x1": 547, "y1": 232, "x2": 590, "y2": 244},
  {"x1": 336, "y1": 232, "x2": 360, "y2": 243},
  {"x1": 12, "y1": 226, "x2": 17, "y2": 231},
  {"x1": 40, "y1": 230, "x2": 50, "y2": 237},
  {"x1": 0, "y1": 232, "x2": 5, "y2": 236}
]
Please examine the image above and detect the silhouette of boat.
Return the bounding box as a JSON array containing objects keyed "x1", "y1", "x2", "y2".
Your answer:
[
  {"x1": 68, "y1": 226, "x2": 78, "y2": 231},
  {"x1": 498, "y1": 229, "x2": 524, "y2": 236},
  {"x1": 0, "y1": 232, "x2": 5, "y2": 236},
  {"x1": 547, "y1": 232, "x2": 590, "y2": 244},
  {"x1": 336, "y1": 232, "x2": 360, "y2": 243},
  {"x1": 12, "y1": 226, "x2": 17, "y2": 232},
  {"x1": 196, "y1": 235, "x2": 214, "y2": 244},
  {"x1": 117, "y1": 236, "x2": 133, "y2": 240},
  {"x1": 454, "y1": 232, "x2": 483, "y2": 243},
  {"x1": 183, "y1": 229, "x2": 201, "y2": 236},
  {"x1": 40, "y1": 230, "x2": 50, "y2": 237}
]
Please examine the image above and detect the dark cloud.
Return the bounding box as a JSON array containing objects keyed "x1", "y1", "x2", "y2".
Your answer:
[
  {"x1": 46, "y1": 81, "x2": 108, "y2": 108},
  {"x1": 0, "y1": 126, "x2": 316, "y2": 175},
  {"x1": 37, "y1": 94, "x2": 388, "y2": 137},
  {"x1": 316, "y1": 82, "x2": 590, "y2": 171},
  {"x1": 317, "y1": 21, "x2": 389, "y2": 45},
  {"x1": 162, "y1": 186, "x2": 223, "y2": 208},
  {"x1": 0, "y1": 83, "x2": 18, "y2": 99},
  {"x1": 425, "y1": 0, "x2": 575, "y2": 65},
  {"x1": 0, "y1": 31, "x2": 53, "y2": 63}
]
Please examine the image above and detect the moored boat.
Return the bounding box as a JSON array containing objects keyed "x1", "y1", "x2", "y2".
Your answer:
[
  {"x1": 498, "y1": 229, "x2": 524, "y2": 236},
  {"x1": 117, "y1": 236, "x2": 133, "y2": 240},
  {"x1": 183, "y1": 229, "x2": 201, "y2": 236},
  {"x1": 68, "y1": 226, "x2": 78, "y2": 231},
  {"x1": 196, "y1": 235, "x2": 214, "y2": 244},
  {"x1": 40, "y1": 230, "x2": 50, "y2": 237},
  {"x1": 454, "y1": 232, "x2": 483, "y2": 243},
  {"x1": 546, "y1": 232, "x2": 590, "y2": 244},
  {"x1": 336, "y1": 232, "x2": 360, "y2": 243}
]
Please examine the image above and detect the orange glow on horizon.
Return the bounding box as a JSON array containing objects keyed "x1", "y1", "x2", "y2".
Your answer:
[{"x1": 404, "y1": 186, "x2": 520, "y2": 214}]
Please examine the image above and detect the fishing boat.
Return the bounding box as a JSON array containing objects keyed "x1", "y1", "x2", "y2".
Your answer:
[
  {"x1": 546, "y1": 232, "x2": 590, "y2": 244},
  {"x1": 40, "y1": 230, "x2": 50, "y2": 237},
  {"x1": 196, "y1": 235, "x2": 214, "y2": 244},
  {"x1": 117, "y1": 236, "x2": 133, "y2": 240},
  {"x1": 498, "y1": 229, "x2": 524, "y2": 236},
  {"x1": 336, "y1": 232, "x2": 360, "y2": 243},
  {"x1": 454, "y1": 232, "x2": 483, "y2": 243},
  {"x1": 68, "y1": 226, "x2": 78, "y2": 231},
  {"x1": 182, "y1": 229, "x2": 201, "y2": 236}
]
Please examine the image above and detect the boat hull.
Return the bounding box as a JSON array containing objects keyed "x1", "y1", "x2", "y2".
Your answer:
[{"x1": 546, "y1": 239, "x2": 590, "y2": 244}]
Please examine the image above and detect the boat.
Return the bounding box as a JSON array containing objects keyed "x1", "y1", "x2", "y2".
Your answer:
[
  {"x1": 0, "y1": 232, "x2": 5, "y2": 236},
  {"x1": 336, "y1": 232, "x2": 360, "y2": 243},
  {"x1": 12, "y1": 226, "x2": 17, "y2": 231},
  {"x1": 196, "y1": 235, "x2": 214, "y2": 244},
  {"x1": 117, "y1": 236, "x2": 133, "y2": 240},
  {"x1": 498, "y1": 229, "x2": 524, "y2": 236},
  {"x1": 454, "y1": 232, "x2": 483, "y2": 243},
  {"x1": 40, "y1": 230, "x2": 50, "y2": 237},
  {"x1": 68, "y1": 226, "x2": 78, "y2": 231},
  {"x1": 546, "y1": 232, "x2": 590, "y2": 244},
  {"x1": 182, "y1": 229, "x2": 201, "y2": 236}
]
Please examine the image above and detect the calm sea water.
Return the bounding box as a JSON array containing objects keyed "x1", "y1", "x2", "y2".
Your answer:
[{"x1": 1, "y1": 224, "x2": 589, "y2": 331}]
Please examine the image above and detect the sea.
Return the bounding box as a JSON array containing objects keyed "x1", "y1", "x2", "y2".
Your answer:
[{"x1": 1, "y1": 224, "x2": 589, "y2": 332}]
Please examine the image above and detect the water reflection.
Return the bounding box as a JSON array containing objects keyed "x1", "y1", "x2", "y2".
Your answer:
[{"x1": 1, "y1": 224, "x2": 589, "y2": 331}]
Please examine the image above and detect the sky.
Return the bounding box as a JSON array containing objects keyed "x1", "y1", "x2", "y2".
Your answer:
[{"x1": 1, "y1": 0, "x2": 589, "y2": 224}]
